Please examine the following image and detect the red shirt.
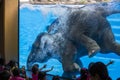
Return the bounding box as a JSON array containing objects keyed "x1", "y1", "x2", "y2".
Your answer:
[
  {"x1": 10, "y1": 76, "x2": 25, "y2": 80},
  {"x1": 32, "y1": 73, "x2": 38, "y2": 80},
  {"x1": 0, "y1": 65, "x2": 4, "y2": 71}
]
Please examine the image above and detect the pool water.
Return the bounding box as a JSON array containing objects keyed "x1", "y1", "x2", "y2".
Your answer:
[{"x1": 19, "y1": 4, "x2": 120, "y2": 80}]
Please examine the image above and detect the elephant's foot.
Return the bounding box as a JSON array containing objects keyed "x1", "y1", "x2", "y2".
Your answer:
[
  {"x1": 112, "y1": 43, "x2": 120, "y2": 56},
  {"x1": 88, "y1": 44, "x2": 100, "y2": 57},
  {"x1": 63, "y1": 62, "x2": 81, "y2": 72},
  {"x1": 62, "y1": 63, "x2": 81, "y2": 79},
  {"x1": 76, "y1": 34, "x2": 100, "y2": 57}
]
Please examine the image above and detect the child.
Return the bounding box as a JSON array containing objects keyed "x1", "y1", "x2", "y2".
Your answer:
[
  {"x1": 20, "y1": 66, "x2": 28, "y2": 79},
  {"x1": 32, "y1": 64, "x2": 53, "y2": 80},
  {"x1": 9, "y1": 67, "x2": 25, "y2": 80}
]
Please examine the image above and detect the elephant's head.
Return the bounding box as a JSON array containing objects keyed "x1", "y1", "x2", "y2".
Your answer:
[{"x1": 27, "y1": 33, "x2": 52, "y2": 70}]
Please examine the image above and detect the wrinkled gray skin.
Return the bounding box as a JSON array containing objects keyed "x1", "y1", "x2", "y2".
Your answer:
[{"x1": 27, "y1": 1, "x2": 120, "y2": 76}]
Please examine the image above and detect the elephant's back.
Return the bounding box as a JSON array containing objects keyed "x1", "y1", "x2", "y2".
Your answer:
[{"x1": 67, "y1": 9, "x2": 103, "y2": 38}]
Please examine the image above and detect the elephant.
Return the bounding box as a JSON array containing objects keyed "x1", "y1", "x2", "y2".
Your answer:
[{"x1": 27, "y1": 1, "x2": 120, "y2": 78}]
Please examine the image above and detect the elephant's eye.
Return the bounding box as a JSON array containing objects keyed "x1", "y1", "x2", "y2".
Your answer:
[
  {"x1": 47, "y1": 52, "x2": 51, "y2": 57},
  {"x1": 36, "y1": 47, "x2": 40, "y2": 50}
]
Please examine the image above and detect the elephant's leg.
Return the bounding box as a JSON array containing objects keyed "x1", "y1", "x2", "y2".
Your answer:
[
  {"x1": 75, "y1": 34, "x2": 100, "y2": 57},
  {"x1": 62, "y1": 71, "x2": 76, "y2": 79},
  {"x1": 62, "y1": 55, "x2": 78, "y2": 72},
  {"x1": 112, "y1": 43, "x2": 120, "y2": 56},
  {"x1": 62, "y1": 57, "x2": 82, "y2": 79},
  {"x1": 61, "y1": 41, "x2": 80, "y2": 72},
  {"x1": 100, "y1": 27, "x2": 120, "y2": 56}
]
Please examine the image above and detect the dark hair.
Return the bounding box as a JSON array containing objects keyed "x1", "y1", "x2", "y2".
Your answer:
[
  {"x1": 38, "y1": 71, "x2": 46, "y2": 80},
  {"x1": 7, "y1": 60, "x2": 16, "y2": 69},
  {"x1": 52, "y1": 75, "x2": 60, "y2": 80},
  {"x1": 89, "y1": 62, "x2": 112, "y2": 80},
  {"x1": 88, "y1": 62, "x2": 94, "y2": 70},
  {"x1": 80, "y1": 68, "x2": 89, "y2": 80},
  {"x1": 32, "y1": 64, "x2": 39, "y2": 74},
  {"x1": 117, "y1": 77, "x2": 120, "y2": 80},
  {"x1": 0, "y1": 58, "x2": 5, "y2": 65},
  {"x1": 0, "y1": 70, "x2": 11, "y2": 80},
  {"x1": 12, "y1": 68, "x2": 20, "y2": 76}
]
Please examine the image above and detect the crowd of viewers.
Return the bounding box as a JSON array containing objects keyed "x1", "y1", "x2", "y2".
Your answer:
[
  {"x1": 76, "y1": 61, "x2": 114, "y2": 80},
  {"x1": 0, "y1": 57, "x2": 120, "y2": 80}
]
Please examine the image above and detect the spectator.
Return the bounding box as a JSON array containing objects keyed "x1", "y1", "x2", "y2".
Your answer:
[
  {"x1": 20, "y1": 66, "x2": 28, "y2": 79},
  {"x1": 88, "y1": 60, "x2": 114, "y2": 70},
  {"x1": 88, "y1": 62, "x2": 95, "y2": 70},
  {"x1": 6, "y1": 60, "x2": 18, "y2": 71},
  {"x1": 32, "y1": 64, "x2": 39, "y2": 80},
  {"x1": 117, "y1": 77, "x2": 120, "y2": 80},
  {"x1": 106, "y1": 60, "x2": 114, "y2": 66},
  {"x1": 9, "y1": 67, "x2": 25, "y2": 80},
  {"x1": 88, "y1": 62, "x2": 112, "y2": 80},
  {"x1": 77, "y1": 68, "x2": 90, "y2": 80},
  {"x1": 0, "y1": 70, "x2": 11, "y2": 80},
  {"x1": 0, "y1": 58, "x2": 5, "y2": 72},
  {"x1": 32, "y1": 64, "x2": 53, "y2": 80}
]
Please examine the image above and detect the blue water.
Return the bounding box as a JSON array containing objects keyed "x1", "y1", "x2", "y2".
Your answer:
[{"x1": 19, "y1": 4, "x2": 120, "y2": 80}]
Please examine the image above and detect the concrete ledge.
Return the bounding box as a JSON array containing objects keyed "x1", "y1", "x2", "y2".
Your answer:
[
  {"x1": 20, "y1": 1, "x2": 110, "y2": 5},
  {"x1": 20, "y1": 1, "x2": 85, "y2": 4}
]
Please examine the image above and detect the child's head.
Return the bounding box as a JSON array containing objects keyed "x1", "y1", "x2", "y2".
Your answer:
[
  {"x1": 12, "y1": 67, "x2": 20, "y2": 77},
  {"x1": 0, "y1": 70, "x2": 11, "y2": 80},
  {"x1": 7, "y1": 60, "x2": 18, "y2": 69},
  {"x1": 89, "y1": 62, "x2": 111, "y2": 80},
  {"x1": 32, "y1": 64, "x2": 39, "y2": 74},
  {"x1": 20, "y1": 66, "x2": 26, "y2": 73}
]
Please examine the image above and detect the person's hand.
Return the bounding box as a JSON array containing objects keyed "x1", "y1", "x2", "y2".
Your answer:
[
  {"x1": 43, "y1": 64, "x2": 47, "y2": 68},
  {"x1": 109, "y1": 60, "x2": 114, "y2": 64},
  {"x1": 106, "y1": 60, "x2": 114, "y2": 66}
]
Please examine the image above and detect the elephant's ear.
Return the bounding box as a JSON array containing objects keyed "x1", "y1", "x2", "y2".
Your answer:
[
  {"x1": 40, "y1": 37, "x2": 47, "y2": 51},
  {"x1": 31, "y1": 32, "x2": 47, "y2": 51}
]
